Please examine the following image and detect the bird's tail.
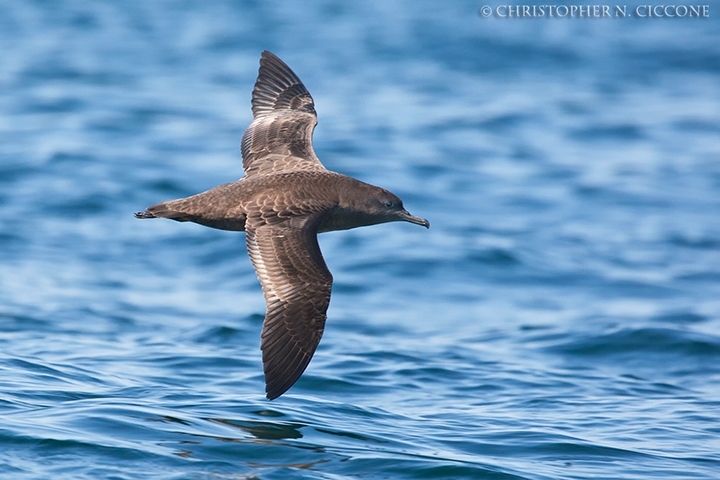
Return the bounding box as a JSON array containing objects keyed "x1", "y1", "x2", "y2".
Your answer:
[
  {"x1": 133, "y1": 198, "x2": 246, "y2": 231},
  {"x1": 134, "y1": 211, "x2": 156, "y2": 219},
  {"x1": 134, "y1": 201, "x2": 191, "y2": 221}
]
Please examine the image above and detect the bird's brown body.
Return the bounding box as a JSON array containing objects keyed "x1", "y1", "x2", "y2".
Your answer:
[
  {"x1": 139, "y1": 171, "x2": 417, "y2": 234},
  {"x1": 136, "y1": 51, "x2": 428, "y2": 400}
]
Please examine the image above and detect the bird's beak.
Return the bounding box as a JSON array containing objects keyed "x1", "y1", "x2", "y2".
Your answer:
[{"x1": 399, "y1": 210, "x2": 430, "y2": 229}]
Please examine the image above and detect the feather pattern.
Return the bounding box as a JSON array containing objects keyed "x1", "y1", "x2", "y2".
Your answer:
[
  {"x1": 245, "y1": 213, "x2": 332, "y2": 400},
  {"x1": 241, "y1": 51, "x2": 325, "y2": 177}
]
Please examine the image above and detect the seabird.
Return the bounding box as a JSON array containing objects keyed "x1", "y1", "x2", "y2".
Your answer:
[{"x1": 136, "y1": 51, "x2": 429, "y2": 400}]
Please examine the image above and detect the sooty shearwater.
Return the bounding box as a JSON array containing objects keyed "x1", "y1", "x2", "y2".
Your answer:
[{"x1": 136, "y1": 51, "x2": 429, "y2": 400}]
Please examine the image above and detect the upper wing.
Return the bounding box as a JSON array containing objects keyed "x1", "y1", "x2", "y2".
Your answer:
[
  {"x1": 245, "y1": 217, "x2": 333, "y2": 400},
  {"x1": 241, "y1": 51, "x2": 326, "y2": 177}
]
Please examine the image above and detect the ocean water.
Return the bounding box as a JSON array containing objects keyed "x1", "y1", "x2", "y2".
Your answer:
[{"x1": 1, "y1": 1, "x2": 719, "y2": 478}]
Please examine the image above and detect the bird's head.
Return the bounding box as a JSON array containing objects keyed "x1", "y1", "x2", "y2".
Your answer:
[{"x1": 368, "y1": 188, "x2": 430, "y2": 229}]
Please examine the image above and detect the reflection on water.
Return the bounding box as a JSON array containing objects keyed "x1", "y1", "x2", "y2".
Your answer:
[{"x1": 209, "y1": 416, "x2": 305, "y2": 441}]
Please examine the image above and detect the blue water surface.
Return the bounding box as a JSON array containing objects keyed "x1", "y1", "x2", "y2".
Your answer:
[{"x1": 1, "y1": 1, "x2": 719, "y2": 479}]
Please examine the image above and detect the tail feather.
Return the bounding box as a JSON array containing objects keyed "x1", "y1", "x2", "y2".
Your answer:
[
  {"x1": 135, "y1": 201, "x2": 193, "y2": 222},
  {"x1": 133, "y1": 199, "x2": 246, "y2": 231},
  {"x1": 135, "y1": 211, "x2": 156, "y2": 219}
]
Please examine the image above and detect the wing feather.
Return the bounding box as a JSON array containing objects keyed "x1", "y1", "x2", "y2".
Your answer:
[
  {"x1": 245, "y1": 215, "x2": 332, "y2": 400},
  {"x1": 241, "y1": 51, "x2": 326, "y2": 177}
]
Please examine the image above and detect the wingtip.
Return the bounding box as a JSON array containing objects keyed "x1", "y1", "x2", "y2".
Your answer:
[
  {"x1": 260, "y1": 50, "x2": 277, "y2": 61},
  {"x1": 251, "y1": 50, "x2": 314, "y2": 119},
  {"x1": 134, "y1": 211, "x2": 156, "y2": 219},
  {"x1": 264, "y1": 373, "x2": 297, "y2": 401},
  {"x1": 265, "y1": 382, "x2": 289, "y2": 401},
  {"x1": 258, "y1": 50, "x2": 286, "y2": 73}
]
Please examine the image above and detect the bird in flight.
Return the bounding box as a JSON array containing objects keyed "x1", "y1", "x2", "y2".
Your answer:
[{"x1": 136, "y1": 51, "x2": 429, "y2": 400}]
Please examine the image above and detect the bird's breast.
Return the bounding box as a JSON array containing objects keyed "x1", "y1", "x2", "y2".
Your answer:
[{"x1": 317, "y1": 206, "x2": 378, "y2": 233}]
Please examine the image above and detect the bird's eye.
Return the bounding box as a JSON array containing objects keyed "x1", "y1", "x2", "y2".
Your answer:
[{"x1": 384, "y1": 201, "x2": 394, "y2": 208}]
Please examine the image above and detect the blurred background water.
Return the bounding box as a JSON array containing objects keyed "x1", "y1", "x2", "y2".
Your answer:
[{"x1": 1, "y1": 1, "x2": 719, "y2": 479}]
